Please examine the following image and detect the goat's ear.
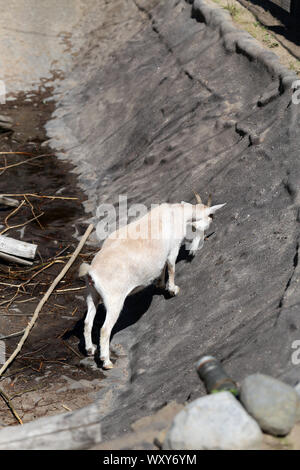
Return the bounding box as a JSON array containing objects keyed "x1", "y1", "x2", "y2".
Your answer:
[{"x1": 205, "y1": 203, "x2": 226, "y2": 216}]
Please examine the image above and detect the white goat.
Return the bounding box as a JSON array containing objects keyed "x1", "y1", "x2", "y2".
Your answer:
[{"x1": 79, "y1": 193, "x2": 225, "y2": 369}]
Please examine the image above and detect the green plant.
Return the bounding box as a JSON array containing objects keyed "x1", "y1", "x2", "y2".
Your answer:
[{"x1": 224, "y1": 0, "x2": 240, "y2": 18}]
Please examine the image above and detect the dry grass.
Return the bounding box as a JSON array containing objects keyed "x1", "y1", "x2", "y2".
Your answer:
[{"x1": 208, "y1": 0, "x2": 300, "y2": 75}]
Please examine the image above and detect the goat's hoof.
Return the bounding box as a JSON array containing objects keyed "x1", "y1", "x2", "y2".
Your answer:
[
  {"x1": 103, "y1": 360, "x2": 114, "y2": 370},
  {"x1": 86, "y1": 345, "x2": 97, "y2": 356},
  {"x1": 168, "y1": 285, "x2": 180, "y2": 296}
]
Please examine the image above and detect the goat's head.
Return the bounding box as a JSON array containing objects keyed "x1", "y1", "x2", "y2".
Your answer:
[{"x1": 191, "y1": 191, "x2": 226, "y2": 232}]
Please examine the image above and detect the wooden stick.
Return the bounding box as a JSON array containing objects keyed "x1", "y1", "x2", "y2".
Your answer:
[
  {"x1": 0, "y1": 388, "x2": 23, "y2": 424},
  {"x1": 0, "y1": 193, "x2": 78, "y2": 200},
  {"x1": 0, "y1": 330, "x2": 25, "y2": 340},
  {"x1": 0, "y1": 235, "x2": 37, "y2": 259},
  {"x1": 0, "y1": 252, "x2": 33, "y2": 266},
  {"x1": 0, "y1": 224, "x2": 94, "y2": 378},
  {"x1": 4, "y1": 200, "x2": 26, "y2": 229},
  {"x1": 0, "y1": 196, "x2": 19, "y2": 207},
  {"x1": 0, "y1": 154, "x2": 54, "y2": 172}
]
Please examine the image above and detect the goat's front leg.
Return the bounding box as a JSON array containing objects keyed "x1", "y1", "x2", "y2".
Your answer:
[
  {"x1": 166, "y1": 248, "x2": 180, "y2": 296},
  {"x1": 188, "y1": 229, "x2": 204, "y2": 257}
]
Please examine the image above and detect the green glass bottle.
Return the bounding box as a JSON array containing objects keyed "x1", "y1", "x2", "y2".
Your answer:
[{"x1": 196, "y1": 355, "x2": 239, "y2": 396}]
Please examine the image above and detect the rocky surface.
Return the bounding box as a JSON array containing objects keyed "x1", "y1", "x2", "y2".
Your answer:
[
  {"x1": 163, "y1": 391, "x2": 262, "y2": 450},
  {"x1": 44, "y1": 0, "x2": 300, "y2": 443},
  {"x1": 92, "y1": 401, "x2": 184, "y2": 450},
  {"x1": 240, "y1": 373, "x2": 299, "y2": 436}
]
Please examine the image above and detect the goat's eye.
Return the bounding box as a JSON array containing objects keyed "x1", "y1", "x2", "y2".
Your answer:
[{"x1": 209, "y1": 214, "x2": 214, "y2": 220}]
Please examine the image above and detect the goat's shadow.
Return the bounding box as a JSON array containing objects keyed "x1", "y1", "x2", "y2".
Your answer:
[{"x1": 64, "y1": 245, "x2": 194, "y2": 367}]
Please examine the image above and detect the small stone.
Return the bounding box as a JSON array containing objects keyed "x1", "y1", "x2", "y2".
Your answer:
[
  {"x1": 240, "y1": 374, "x2": 298, "y2": 436},
  {"x1": 163, "y1": 392, "x2": 262, "y2": 450}
]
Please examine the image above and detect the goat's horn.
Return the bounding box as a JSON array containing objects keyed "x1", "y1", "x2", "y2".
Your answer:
[
  {"x1": 193, "y1": 190, "x2": 202, "y2": 204},
  {"x1": 207, "y1": 194, "x2": 212, "y2": 207}
]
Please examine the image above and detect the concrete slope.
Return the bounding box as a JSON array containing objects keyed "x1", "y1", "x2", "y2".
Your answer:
[{"x1": 45, "y1": 0, "x2": 300, "y2": 440}]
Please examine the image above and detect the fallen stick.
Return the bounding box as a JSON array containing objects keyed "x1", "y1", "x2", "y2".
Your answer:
[
  {"x1": 0, "y1": 400, "x2": 102, "y2": 449},
  {"x1": 0, "y1": 193, "x2": 78, "y2": 200},
  {"x1": 0, "y1": 235, "x2": 37, "y2": 260},
  {"x1": 0, "y1": 388, "x2": 23, "y2": 425},
  {"x1": 0, "y1": 330, "x2": 25, "y2": 341},
  {"x1": 0, "y1": 154, "x2": 54, "y2": 172},
  {"x1": 0, "y1": 252, "x2": 33, "y2": 266},
  {"x1": 0, "y1": 196, "x2": 19, "y2": 208},
  {"x1": 0, "y1": 223, "x2": 94, "y2": 378}
]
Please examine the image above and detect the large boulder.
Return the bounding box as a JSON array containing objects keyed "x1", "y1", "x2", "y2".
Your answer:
[
  {"x1": 240, "y1": 374, "x2": 299, "y2": 436},
  {"x1": 164, "y1": 391, "x2": 262, "y2": 450}
]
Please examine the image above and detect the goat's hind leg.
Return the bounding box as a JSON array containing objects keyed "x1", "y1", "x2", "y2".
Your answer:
[
  {"x1": 156, "y1": 263, "x2": 166, "y2": 289},
  {"x1": 100, "y1": 296, "x2": 125, "y2": 369},
  {"x1": 84, "y1": 285, "x2": 100, "y2": 356}
]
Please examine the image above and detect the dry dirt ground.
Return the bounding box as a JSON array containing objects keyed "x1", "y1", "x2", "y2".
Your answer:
[
  {"x1": 0, "y1": 0, "x2": 139, "y2": 430},
  {"x1": 0, "y1": 88, "x2": 107, "y2": 427}
]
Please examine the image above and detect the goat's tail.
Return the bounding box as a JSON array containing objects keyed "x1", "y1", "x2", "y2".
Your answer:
[{"x1": 78, "y1": 262, "x2": 90, "y2": 278}]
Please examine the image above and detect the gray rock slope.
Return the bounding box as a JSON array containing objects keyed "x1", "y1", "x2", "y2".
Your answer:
[{"x1": 46, "y1": 0, "x2": 300, "y2": 440}]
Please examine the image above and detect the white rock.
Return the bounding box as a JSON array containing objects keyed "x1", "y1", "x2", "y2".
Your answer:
[{"x1": 163, "y1": 391, "x2": 262, "y2": 450}]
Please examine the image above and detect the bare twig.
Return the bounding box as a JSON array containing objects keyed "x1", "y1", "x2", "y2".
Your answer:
[
  {"x1": 0, "y1": 193, "x2": 78, "y2": 200},
  {"x1": 0, "y1": 211, "x2": 45, "y2": 236},
  {"x1": 55, "y1": 286, "x2": 86, "y2": 293},
  {"x1": 0, "y1": 330, "x2": 25, "y2": 340},
  {"x1": 0, "y1": 151, "x2": 35, "y2": 156},
  {"x1": 0, "y1": 387, "x2": 23, "y2": 424},
  {"x1": 62, "y1": 404, "x2": 72, "y2": 412},
  {"x1": 0, "y1": 154, "x2": 54, "y2": 172},
  {"x1": 3, "y1": 200, "x2": 26, "y2": 229},
  {"x1": 61, "y1": 340, "x2": 81, "y2": 358},
  {"x1": 24, "y1": 195, "x2": 44, "y2": 230}
]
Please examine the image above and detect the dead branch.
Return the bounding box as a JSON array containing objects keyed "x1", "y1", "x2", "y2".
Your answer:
[
  {"x1": 0, "y1": 154, "x2": 54, "y2": 172},
  {"x1": 24, "y1": 195, "x2": 44, "y2": 230},
  {"x1": 4, "y1": 200, "x2": 26, "y2": 229},
  {"x1": 0, "y1": 252, "x2": 33, "y2": 266},
  {"x1": 0, "y1": 330, "x2": 26, "y2": 340},
  {"x1": 0, "y1": 387, "x2": 23, "y2": 424},
  {"x1": 0, "y1": 193, "x2": 78, "y2": 200},
  {"x1": 0, "y1": 211, "x2": 45, "y2": 236},
  {"x1": 0, "y1": 196, "x2": 19, "y2": 208}
]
